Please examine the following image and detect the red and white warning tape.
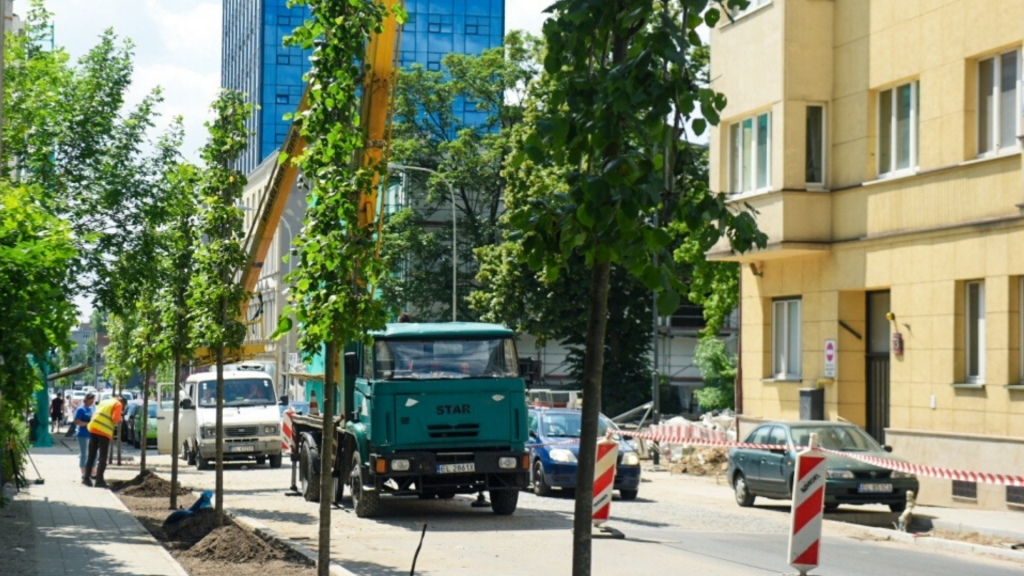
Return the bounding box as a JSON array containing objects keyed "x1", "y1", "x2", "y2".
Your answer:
[{"x1": 615, "y1": 428, "x2": 1024, "y2": 487}]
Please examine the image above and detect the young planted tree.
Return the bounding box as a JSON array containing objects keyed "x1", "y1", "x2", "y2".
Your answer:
[
  {"x1": 130, "y1": 290, "x2": 168, "y2": 473},
  {"x1": 188, "y1": 91, "x2": 251, "y2": 524},
  {"x1": 279, "y1": 2, "x2": 398, "y2": 574},
  {"x1": 103, "y1": 312, "x2": 137, "y2": 464},
  {"x1": 158, "y1": 164, "x2": 200, "y2": 509},
  {"x1": 507, "y1": 2, "x2": 764, "y2": 574}
]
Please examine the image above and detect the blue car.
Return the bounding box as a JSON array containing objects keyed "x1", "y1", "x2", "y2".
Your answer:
[{"x1": 527, "y1": 408, "x2": 641, "y2": 500}]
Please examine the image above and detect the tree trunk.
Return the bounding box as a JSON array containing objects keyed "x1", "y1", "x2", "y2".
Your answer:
[
  {"x1": 318, "y1": 340, "x2": 337, "y2": 576},
  {"x1": 571, "y1": 260, "x2": 611, "y2": 576},
  {"x1": 141, "y1": 370, "x2": 150, "y2": 473},
  {"x1": 170, "y1": 353, "x2": 182, "y2": 510},
  {"x1": 116, "y1": 380, "x2": 122, "y2": 465},
  {"x1": 215, "y1": 343, "x2": 225, "y2": 525}
]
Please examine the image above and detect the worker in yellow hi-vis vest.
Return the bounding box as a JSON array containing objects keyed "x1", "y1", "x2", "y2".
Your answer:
[{"x1": 84, "y1": 396, "x2": 128, "y2": 488}]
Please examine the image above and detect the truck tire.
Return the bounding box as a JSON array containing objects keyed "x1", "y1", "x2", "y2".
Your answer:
[
  {"x1": 269, "y1": 454, "x2": 283, "y2": 469},
  {"x1": 489, "y1": 489, "x2": 519, "y2": 515},
  {"x1": 349, "y1": 452, "x2": 380, "y2": 518},
  {"x1": 333, "y1": 474, "x2": 345, "y2": 504},
  {"x1": 618, "y1": 489, "x2": 638, "y2": 501},
  {"x1": 303, "y1": 443, "x2": 321, "y2": 503}
]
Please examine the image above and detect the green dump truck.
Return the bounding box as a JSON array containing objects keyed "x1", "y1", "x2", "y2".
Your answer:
[{"x1": 288, "y1": 322, "x2": 530, "y2": 517}]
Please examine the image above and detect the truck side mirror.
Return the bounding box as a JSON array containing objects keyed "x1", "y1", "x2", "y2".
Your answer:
[
  {"x1": 279, "y1": 394, "x2": 289, "y2": 406},
  {"x1": 180, "y1": 398, "x2": 194, "y2": 410},
  {"x1": 344, "y1": 352, "x2": 359, "y2": 377}
]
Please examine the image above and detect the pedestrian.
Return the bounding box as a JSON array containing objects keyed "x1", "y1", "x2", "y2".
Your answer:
[
  {"x1": 83, "y1": 395, "x2": 128, "y2": 488},
  {"x1": 50, "y1": 393, "x2": 65, "y2": 433},
  {"x1": 74, "y1": 393, "x2": 96, "y2": 480}
]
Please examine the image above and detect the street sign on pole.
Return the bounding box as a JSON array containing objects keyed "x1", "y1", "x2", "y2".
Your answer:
[{"x1": 823, "y1": 339, "x2": 837, "y2": 378}]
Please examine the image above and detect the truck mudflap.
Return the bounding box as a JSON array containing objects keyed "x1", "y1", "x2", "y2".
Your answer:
[{"x1": 367, "y1": 450, "x2": 529, "y2": 494}]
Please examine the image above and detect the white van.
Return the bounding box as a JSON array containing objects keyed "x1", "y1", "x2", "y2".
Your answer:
[{"x1": 179, "y1": 370, "x2": 283, "y2": 469}]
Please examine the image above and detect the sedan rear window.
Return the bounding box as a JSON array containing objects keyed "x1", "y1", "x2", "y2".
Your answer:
[{"x1": 790, "y1": 426, "x2": 880, "y2": 452}]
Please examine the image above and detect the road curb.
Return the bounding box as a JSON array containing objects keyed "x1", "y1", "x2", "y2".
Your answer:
[
  {"x1": 105, "y1": 482, "x2": 192, "y2": 576},
  {"x1": 926, "y1": 518, "x2": 1024, "y2": 543},
  {"x1": 862, "y1": 526, "x2": 1024, "y2": 564},
  {"x1": 226, "y1": 507, "x2": 360, "y2": 576}
]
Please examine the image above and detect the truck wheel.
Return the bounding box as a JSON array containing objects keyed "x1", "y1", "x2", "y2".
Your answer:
[
  {"x1": 618, "y1": 489, "x2": 638, "y2": 501},
  {"x1": 489, "y1": 489, "x2": 519, "y2": 515},
  {"x1": 532, "y1": 460, "x2": 552, "y2": 497},
  {"x1": 349, "y1": 453, "x2": 380, "y2": 518},
  {"x1": 269, "y1": 454, "x2": 283, "y2": 469},
  {"x1": 303, "y1": 444, "x2": 321, "y2": 503},
  {"x1": 333, "y1": 474, "x2": 345, "y2": 504}
]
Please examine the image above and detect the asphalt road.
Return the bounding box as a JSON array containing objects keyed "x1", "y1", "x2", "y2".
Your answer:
[{"x1": 96, "y1": 443, "x2": 1023, "y2": 576}]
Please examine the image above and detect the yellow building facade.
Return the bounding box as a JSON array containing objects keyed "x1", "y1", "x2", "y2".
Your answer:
[{"x1": 708, "y1": 0, "x2": 1024, "y2": 510}]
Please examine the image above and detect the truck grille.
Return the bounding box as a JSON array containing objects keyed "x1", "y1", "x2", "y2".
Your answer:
[
  {"x1": 427, "y1": 424, "x2": 479, "y2": 439},
  {"x1": 226, "y1": 426, "x2": 259, "y2": 437}
]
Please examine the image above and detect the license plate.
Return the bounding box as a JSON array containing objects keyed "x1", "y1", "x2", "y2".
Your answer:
[
  {"x1": 229, "y1": 445, "x2": 255, "y2": 453},
  {"x1": 858, "y1": 483, "x2": 892, "y2": 493},
  {"x1": 437, "y1": 463, "x2": 475, "y2": 474}
]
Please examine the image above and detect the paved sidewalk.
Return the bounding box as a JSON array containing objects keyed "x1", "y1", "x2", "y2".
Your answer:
[{"x1": 16, "y1": 441, "x2": 189, "y2": 576}]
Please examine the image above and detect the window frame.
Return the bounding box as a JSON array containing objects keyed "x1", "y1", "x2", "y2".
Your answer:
[
  {"x1": 728, "y1": 111, "x2": 772, "y2": 195},
  {"x1": 771, "y1": 298, "x2": 802, "y2": 379},
  {"x1": 805, "y1": 104, "x2": 826, "y2": 188},
  {"x1": 730, "y1": 0, "x2": 772, "y2": 19},
  {"x1": 965, "y1": 280, "x2": 986, "y2": 384},
  {"x1": 877, "y1": 81, "x2": 920, "y2": 178},
  {"x1": 976, "y1": 49, "x2": 1022, "y2": 158}
]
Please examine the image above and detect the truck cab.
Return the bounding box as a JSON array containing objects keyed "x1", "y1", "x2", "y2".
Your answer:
[
  {"x1": 180, "y1": 369, "x2": 284, "y2": 469},
  {"x1": 331, "y1": 322, "x2": 530, "y2": 517}
]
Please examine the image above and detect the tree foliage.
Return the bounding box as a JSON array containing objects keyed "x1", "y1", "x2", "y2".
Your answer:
[
  {"x1": 382, "y1": 32, "x2": 543, "y2": 321},
  {"x1": 692, "y1": 336, "x2": 736, "y2": 411}
]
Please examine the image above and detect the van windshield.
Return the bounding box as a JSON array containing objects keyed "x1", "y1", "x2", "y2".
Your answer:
[
  {"x1": 374, "y1": 338, "x2": 519, "y2": 381},
  {"x1": 197, "y1": 379, "x2": 275, "y2": 407}
]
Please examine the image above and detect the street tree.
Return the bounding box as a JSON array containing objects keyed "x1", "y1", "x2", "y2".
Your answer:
[
  {"x1": 103, "y1": 312, "x2": 137, "y2": 464},
  {"x1": 188, "y1": 91, "x2": 251, "y2": 525},
  {"x1": 382, "y1": 32, "x2": 543, "y2": 320},
  {"x1": 130, "y1": 289, "x2": 168, "y2": 473},
  {"x1": 278, "y1": 2, "x2": 399, "y2": 574},
  {"x1": 158, "y1": 163, "x2": 200, "y2": 509},
  {"x1": 505, "y1": 2, "x2": 765, "y2": 574}
]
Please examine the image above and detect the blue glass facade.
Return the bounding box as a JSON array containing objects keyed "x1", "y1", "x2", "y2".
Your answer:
[{"x1": 222, "y1": 0, "x2": 505, "y2": 175}]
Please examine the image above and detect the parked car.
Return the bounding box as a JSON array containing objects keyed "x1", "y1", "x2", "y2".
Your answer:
[
  {"x1": 727, "y1": 421, "x2": 919, "y2": 512},
  {"x1": 121, "y1": 401, "x2": 142, "y2": 442},
  {"x1": 133, "y1": 401, "x2": 174, "y2": 448},
  {"x1": 527, "y1": 408, "x2": 641, "y2": 500}
]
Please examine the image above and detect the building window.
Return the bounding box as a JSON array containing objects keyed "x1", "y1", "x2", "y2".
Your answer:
[
  {"x1": 1008, "y1": 485, "x2": 1024, "y2": 506},
  {"x1": 952, "y1": 480, "x2": 978, "y2": 500},
  {"x1": 966, "y1": 281, "x2": 985, "y2": 383},
  {"x1": 731, "y1": 0, "x2": 771, "y2": 17},
  {"x1": 729, "y1": 112, "x2": 771, "y2": 194},
  {"x1": 978, "y1": 50, "x2": 1020, "y2": 157},
  {"x1": 878, "y1": 81, "x2": 919, "y2": 177},
  {"x1": 806, "y1": 105, "x2": 825, "y2": 186},
  {"x1": 772, "y1": 298, "x2": 801, "y2": 379}
]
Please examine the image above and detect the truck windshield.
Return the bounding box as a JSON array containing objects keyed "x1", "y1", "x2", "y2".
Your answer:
[
  {"x1": 375, "y1": 338, "x2": 519, "y2": 381},
  {"x1": 197, "y1": 379, "x2": 275, "y2": 407}
]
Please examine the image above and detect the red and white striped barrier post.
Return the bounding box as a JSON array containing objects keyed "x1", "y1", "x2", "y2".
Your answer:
[
  {"x1": 282, "y1": 406, "x2": 296, "y2": 455},
  {"x1": 788, "y1": 433, "x2": 826, "y2": 576},
  {"x1": 592, "y1": 436, "x2": 619, "y2": 526}
]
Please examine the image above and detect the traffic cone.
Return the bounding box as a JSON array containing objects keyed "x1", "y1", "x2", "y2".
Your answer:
[{"x1": 309, "y1": 390, "x2": 320, "y2": 416}]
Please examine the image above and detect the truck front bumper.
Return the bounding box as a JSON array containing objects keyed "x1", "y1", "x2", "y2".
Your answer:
[
  {"x1": 198, "y1": 439, "x2": 281, "y2": 460},
  {"x1": 369, "y1": 450, "x2": 530, "y2": 494}
]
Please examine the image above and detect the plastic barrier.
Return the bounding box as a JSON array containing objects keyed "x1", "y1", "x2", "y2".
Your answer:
[
  {"x1": 281, "y1": 406, "x2": 296, "y2": 455},
  {"x1": 788, "y1": 434, "x2": 826, "y2": 576},
  {"x1": 592, "y1": 436, "x2": 618, "y2": 526}
]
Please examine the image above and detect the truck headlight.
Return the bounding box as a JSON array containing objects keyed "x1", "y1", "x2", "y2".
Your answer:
[
  {"x1": 621, "y1": 452, "x2": 640, "y2": 466},
  {"x1": 391, "y1": 459, "x2": 410, "y2": 472},
  {"x1": 498, "y1": 457, "x2": 517, "y2": 469},
  {"x1": 549, "y1": 449, "x2": 577, "y2": 463},
  {"x1": 263, "y1": 425, "x2": 278, "y2": 435},
  {"x1": 826, "y1": 469, "x2": 855, "y2": 479},
  {"x1": 892, "y1": 471, "x2": 915, "y2": 479},
  {"x1": 202, "y1": 427, "x2": 216, "y2": 439}
]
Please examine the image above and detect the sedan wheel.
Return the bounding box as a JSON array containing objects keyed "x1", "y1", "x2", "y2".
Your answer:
[{"x1": 734, "y1": 473, "x2": 755, "y2": 507}]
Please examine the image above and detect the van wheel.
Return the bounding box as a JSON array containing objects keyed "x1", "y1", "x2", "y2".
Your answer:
[
  {"x1": 303, "y1": 444, "x2": 321, "y2": 503},
  {"x1": 349, "y1": 452, "x2": 380, "y2": 518},
  {"x1": 185, "y1": 444, "x2": 196, "y2": 466},
  {"x1": 256, "y1": 456, "x2": 267, "y2": 466},
  {"x1": 269, "y1": 454, "x2": 282, "y2": 469},
  {"x1": 196, "y1": 452, "x2": 210, "y2": 471},
  {"x1": 619, "y1": 489, "x2": 638, "y2": 501}
]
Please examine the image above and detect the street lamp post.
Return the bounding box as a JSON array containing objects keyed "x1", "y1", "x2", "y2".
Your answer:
[{"x1": 387, "y1": 163, "x2": 457, "y2": 322}]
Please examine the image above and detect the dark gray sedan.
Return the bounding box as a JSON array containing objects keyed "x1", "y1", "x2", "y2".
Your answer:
[{"x1": 727, "y1": 421, "x2": 919, "y2": 512}]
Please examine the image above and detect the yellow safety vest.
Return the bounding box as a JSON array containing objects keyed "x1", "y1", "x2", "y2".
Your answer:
[{"x1": 87, "y1": 398, "x2": 122, "y2": 439}]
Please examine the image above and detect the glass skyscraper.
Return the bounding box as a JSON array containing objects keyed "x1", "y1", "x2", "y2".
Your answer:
[{"x1": 222, "y1": 0, "x2": 506, "y2": 176}]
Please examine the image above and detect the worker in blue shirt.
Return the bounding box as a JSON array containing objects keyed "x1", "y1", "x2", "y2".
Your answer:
[{"x1": 74, "y1": 393, "x2": 96, "y2": 479}]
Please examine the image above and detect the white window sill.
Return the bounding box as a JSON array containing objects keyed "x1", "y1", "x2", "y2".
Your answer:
[
  {"x1": 726, "y1": 187, "x2": 774, "y2": 202},
  {"x1": 726, "y1": 1, "x2": 773, "y2": 25},
  {"x1": 806, "y1": 184, "x2": 829, "y2": 192},
  {"x1": 951, "y1": 382, "x2": 985, "y2": 389},
  {"x1": 975, "y1": 147, "x2": 1021, "y2": 161},
  {"x1": 762, "y1": 377, "x2": 803, "y2": 383},
  {"x1": 1005, "y1": 385, "x2": 1024, "y2": 391},
  {"x1": 864, "y1": 168, "x2": 919, "y2": 187}
]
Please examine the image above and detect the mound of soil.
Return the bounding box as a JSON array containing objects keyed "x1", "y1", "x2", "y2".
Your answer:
[
  {"x1": 183, "y1": 525, "x2": 288, "y2": 564},
  {"x1": 113, "y1": 470, "x2": 190, "y2": 497},
  {"x1": 164, "y1": 507, "x2": 219, "y2": 546},
  {"x1": 669, "y1": 447, "x2": 729, "y2": 476}
]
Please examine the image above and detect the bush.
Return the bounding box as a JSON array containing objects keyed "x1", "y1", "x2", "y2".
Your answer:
[
  {"x1": 1, "y1": 417, "x2": 29, "y2": 494},
  {"x1": 692, "y1": 337, "x2": 737, "y2": 412}
]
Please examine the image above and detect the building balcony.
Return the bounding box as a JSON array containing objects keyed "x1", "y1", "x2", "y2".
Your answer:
[{"x1": 708, "y1": 190, "x2": 831, "y2": 263}]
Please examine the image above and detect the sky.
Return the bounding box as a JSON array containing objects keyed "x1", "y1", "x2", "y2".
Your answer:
[{"x1": 46, "y1": 0, "x2": 554, "y2": 323}]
